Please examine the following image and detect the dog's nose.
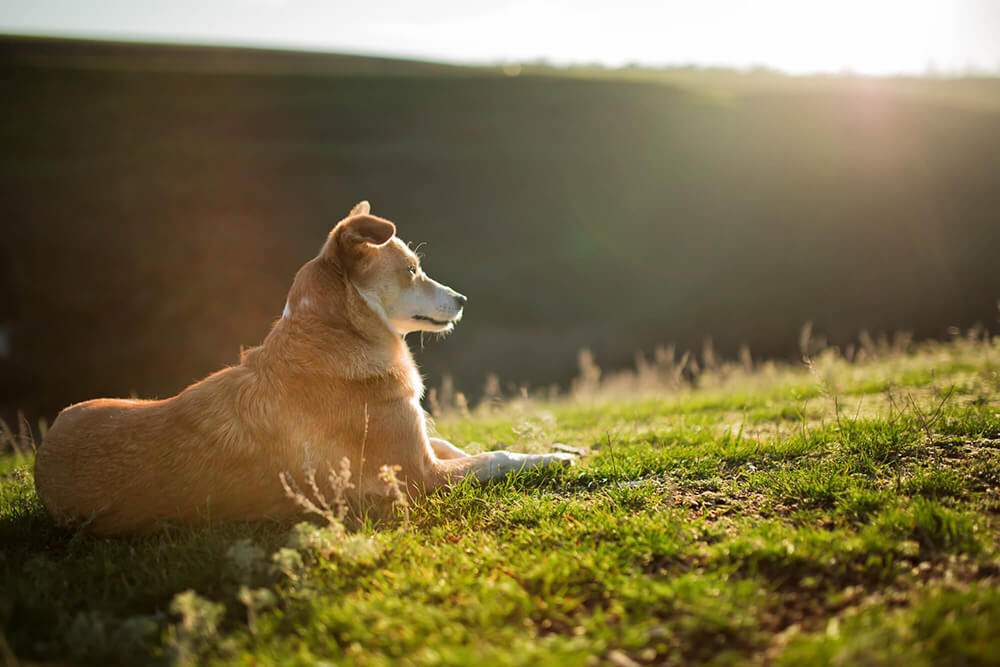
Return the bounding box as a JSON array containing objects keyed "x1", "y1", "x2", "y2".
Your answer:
[{"x1": 454, "y1": 293, "x2": 468, "y2": 307}]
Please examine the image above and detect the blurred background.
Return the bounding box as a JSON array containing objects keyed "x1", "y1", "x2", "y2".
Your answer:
[{"x1": 1, "y1": 1, "x2": 999, "y2": 423}]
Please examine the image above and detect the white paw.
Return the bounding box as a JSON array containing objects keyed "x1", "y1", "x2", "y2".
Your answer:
[
  {"x1": 549, "y1": 452, "x2": 577, "y2": 467},
  {"x1": 551, "y1": 442, "x2": 587, "y2": 456}
]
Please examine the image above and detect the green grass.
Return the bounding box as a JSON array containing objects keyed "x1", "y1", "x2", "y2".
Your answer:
[{"x1": 2, "y1": 336, "x2": 999, "y2": 665}]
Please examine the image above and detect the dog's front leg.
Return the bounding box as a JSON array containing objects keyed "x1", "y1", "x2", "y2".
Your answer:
[
  {"x1": 429, "y1": 437, "x2": 470, "y2": 460},
  {"x1": 430, "y1": 450, "x2": 574, "y2": 485}
]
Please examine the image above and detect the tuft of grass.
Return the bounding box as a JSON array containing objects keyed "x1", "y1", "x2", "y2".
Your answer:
[
  {"x1": 778, "y1": 584, "x2": 1000, "y2": 666},
  {"x1": 873, "y1": 498, "x2": 982, "y2": 556},
  {"x1": 900, "y1": 466, "x2": 967, "y2": 500},
  {"x1": 756, "y1": 463, "x2": 855, "y2": 509},
  {"x1": 836, "y1": 487, "x2": 892, "y2": 524},
  {"x1": 940, "y1": 404, "x2": 1000, "y2": 439}
]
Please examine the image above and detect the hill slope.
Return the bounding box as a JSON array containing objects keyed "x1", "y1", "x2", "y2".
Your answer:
[
  {"x1": 0, "y1": 34, "x2": 481, "y2": 75},
  {"x1": 1, "y1": 37, "x2": 999, "y2": 420}
]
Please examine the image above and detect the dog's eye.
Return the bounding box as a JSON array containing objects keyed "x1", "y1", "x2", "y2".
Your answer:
[{"x1": 408, "y1": 265, "x2": 417, "y2": 277}]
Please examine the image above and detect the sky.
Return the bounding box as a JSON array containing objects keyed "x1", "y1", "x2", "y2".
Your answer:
[{"x1": 2, "y1": 0, "x2": 999, "y2": 75}]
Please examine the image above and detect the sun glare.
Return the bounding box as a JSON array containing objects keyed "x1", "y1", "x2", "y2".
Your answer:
[
  {"x1": 471, "y1": 0, "x2": 976, "y2": 75},
  {"x1": 725, "y1": 0, "x2": 952, "y2": 75}
]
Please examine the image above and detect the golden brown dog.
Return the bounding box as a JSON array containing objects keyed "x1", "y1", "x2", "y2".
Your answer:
[{"x1": 34, "y1": 201, "x2": 573, "y2": 535}]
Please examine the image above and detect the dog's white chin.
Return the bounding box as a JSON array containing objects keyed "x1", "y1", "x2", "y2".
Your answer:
[
  {"x1": 392, "y1": 316, "x2": 459, "y2": 336},
  {"x1": 424, "y1": 322, "x2": 455, "y2": 334},
  {"x1": 415, "y1": 319, "x2": 456, "y2": 334}
]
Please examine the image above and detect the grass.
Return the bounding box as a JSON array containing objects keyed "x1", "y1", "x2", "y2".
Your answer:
[{"x1": 1, "y1": 333, "x2": 999, "y2": 665}]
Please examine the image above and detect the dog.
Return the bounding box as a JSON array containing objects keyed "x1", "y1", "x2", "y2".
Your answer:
[{"x1": 34, "y1": 201, "x2": 573, "y2": 535}]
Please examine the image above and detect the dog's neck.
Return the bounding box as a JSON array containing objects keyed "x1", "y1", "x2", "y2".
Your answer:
[{"x1": 250, "y1": 288, "x2": 423, "y2": 400}]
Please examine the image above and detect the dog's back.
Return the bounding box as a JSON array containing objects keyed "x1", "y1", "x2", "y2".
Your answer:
[{"x1": 35, "y1": 366, "x2": 294, "y2": 534}]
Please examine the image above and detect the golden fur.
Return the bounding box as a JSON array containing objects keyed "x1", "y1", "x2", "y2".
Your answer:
[{"x1": 34, "y1": 202, "x2": 572, "y2": 535}]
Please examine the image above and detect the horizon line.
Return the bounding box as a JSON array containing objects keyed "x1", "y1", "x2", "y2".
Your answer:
[{"x1": 4, "y1": 29, "x2": 999, "y2": 80}]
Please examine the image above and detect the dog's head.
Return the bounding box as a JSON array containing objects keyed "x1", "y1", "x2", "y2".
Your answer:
[{"x1": 317, "y1": 201, "x2": 467, "y2": 335}]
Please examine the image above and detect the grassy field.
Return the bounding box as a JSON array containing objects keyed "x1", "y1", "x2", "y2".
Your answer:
[{"x1": 2, "y1": 330, "x2": 998, "y2": 665}]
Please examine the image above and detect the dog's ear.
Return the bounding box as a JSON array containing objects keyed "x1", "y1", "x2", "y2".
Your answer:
[
  {"x1": 325, "y1": 214, "x2": 396, "y2": 268},
  {"x1": 349, "y1": 200, "x2": 371, "y2": 216},
  {"x1": 338, "y1": 214, "x2": 395, "y2": 247}
]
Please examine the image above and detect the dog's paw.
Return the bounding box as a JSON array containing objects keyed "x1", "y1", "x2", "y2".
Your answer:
[
  {"x1": 551, "y1": 442, "x2": 586, "y2": 457},
  {"x1": 549, "y1": 452, "x2": 577, "y2": 467}
]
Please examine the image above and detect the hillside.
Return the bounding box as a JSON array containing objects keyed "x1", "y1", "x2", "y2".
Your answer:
[
  {"x1": 0, "y1": 34, "x2": 481, "y2": 76},
  {"x1": 1, "y1": 36, "x2": 999, "y2": 421}
]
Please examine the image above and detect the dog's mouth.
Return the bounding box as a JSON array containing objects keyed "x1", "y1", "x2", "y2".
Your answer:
[{"x1": 412, "y1": 315, "x2": 454, "y2": 327}]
